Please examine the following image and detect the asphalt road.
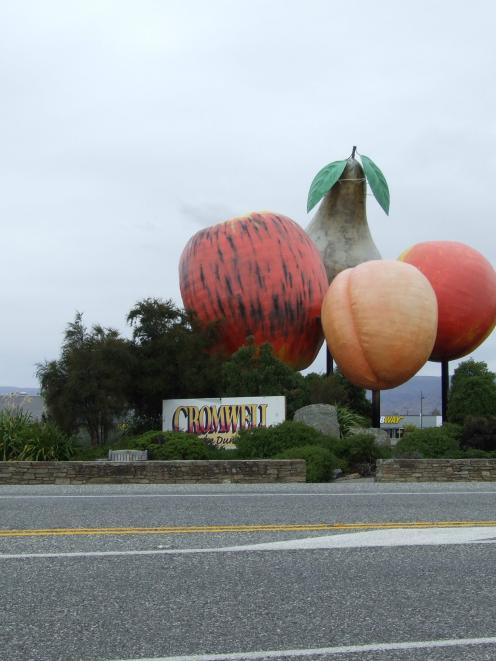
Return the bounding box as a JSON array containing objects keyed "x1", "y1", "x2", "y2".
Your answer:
[{"x1": 1, "y1": 480, "x2": 496, "y2": 661}]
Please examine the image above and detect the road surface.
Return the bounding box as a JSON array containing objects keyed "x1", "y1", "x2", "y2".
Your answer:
[{"x1": 1, "y1": 480, "x2": 496, "y2": 660}]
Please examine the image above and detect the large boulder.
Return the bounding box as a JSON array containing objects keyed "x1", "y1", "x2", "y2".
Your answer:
[
  {"x1": 348, "y1": 426, "x2": 389, "y2": 446},
  {"x1": 293, "y1": 404, "x2": 340, "y2": 438}
]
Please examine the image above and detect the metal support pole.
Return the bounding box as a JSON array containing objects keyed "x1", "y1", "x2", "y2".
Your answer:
[
  {"x1": 326, "y1": 346, "x2": 334, "y2": 376},
  {"x1": 372, "y1": 390, "x2": 381, "y2": 428},
  {"x1": 441, "y1": 361, "x2": 449, "y2": 423}
]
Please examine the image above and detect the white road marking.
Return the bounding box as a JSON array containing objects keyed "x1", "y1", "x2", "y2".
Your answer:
[
  {"x1": 1, "y1": 526, "x2": 495, "y2": 559},
  {"x1": 1, "y1": 490, "x2": 496, "y2": 499},
  {"x1": 219, "y1": 526, "x2": 496, "y2": 551},
  {"x1": 115, "y1": 635, "x2": 496, "y2": 660}
]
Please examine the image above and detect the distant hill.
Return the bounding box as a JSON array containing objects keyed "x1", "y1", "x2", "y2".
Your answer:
[
  {"x1": 0, "y1": 386, "x2": 40, "y2": 395},
  {"x1": 368, "y1": 376, "x2": 442, "y2": 415}
]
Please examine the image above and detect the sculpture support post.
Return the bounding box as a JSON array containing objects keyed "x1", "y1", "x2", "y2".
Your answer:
[
  {"x1": 326, "y1": 346, "x2": 334, "y2": 376},
  {"x1": 441, "y1": 361, "x2": 449, "y2": 423},
  {"x1": 372, "y1": 390, "x2": 381, "y2": 428}
]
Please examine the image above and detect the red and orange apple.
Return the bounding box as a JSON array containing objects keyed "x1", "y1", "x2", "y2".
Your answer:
[
  {"x1": 321, "y1": 260, "x2": 438, "y2": 390},
  {"x1": 179, "y1": 211, "x2": 329, "y2": 370},
  {"x1": 399, "y1": 241, "x2": 496, "y2": 361}
]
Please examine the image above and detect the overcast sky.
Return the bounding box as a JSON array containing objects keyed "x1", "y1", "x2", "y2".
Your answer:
[{"x1": 1, "y1": 0, "x2": 495, "y2": 387}]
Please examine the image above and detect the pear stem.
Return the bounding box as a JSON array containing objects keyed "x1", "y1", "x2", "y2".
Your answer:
[{"x1": 351, "y1": 146, "x2": 357, "y2": 159}]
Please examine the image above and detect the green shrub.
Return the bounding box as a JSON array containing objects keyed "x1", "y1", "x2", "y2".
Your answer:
[
  {"x1": 235, "y1": 421, "x2": 337, "y2": 459},
  {"x1": 450, "y1": 448, "x2": 496, "y2": 459},
  {"x1": 336, "y1": 406, "x2": 369, "y2": 438},
  {"x1": 333, "y1": 433, "x2": 387, "y2": 475},
  {"x1": 17, "y1": 423, "x2": 75, "y2": 461},
  {"x1": 0, "y1": 408, "x2": 34, "y2": 460},
  {"x1": 147, "y1": 436, "x2": 211, "y2": 460},
  {"x1": 119, "y1": 430, "x2": 212, "y2": 460},
  {"x1": 0, "y1": 410, "x2": 75, "y2": 462},
  {"x1": 461, "y1": 416, "x2": 496, "y2": 452},
  {"x1": 118, "y1": 413, "x2": 162, "y2": 437},
  {"x1": 72, "y1": 443, "x2": 110, "y2": 460},
  {"x1": 275, "y1": 445, "x2": 337, "y2": 482},
  {"x1": 394, "y1": 425, "x2": 461, "y2": 458},
  {"x1": 126, "y1": 430, "x2": 173, "y2": 448}
]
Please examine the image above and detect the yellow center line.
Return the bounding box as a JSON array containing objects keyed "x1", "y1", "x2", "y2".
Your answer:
[{"x1": 1, "y1": 521, "x2": 496, "y2": 538}]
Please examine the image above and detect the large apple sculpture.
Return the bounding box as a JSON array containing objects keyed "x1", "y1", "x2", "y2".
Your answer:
[
  {"x1": 399, "y1": 241, "x2": 496, "y2": 361},
  {"x1": 321, "y1": 260, "x2": 438, "y2": 389},
  {"x1": 179, "y1": 211, "x2": 329, "y2": 370}
]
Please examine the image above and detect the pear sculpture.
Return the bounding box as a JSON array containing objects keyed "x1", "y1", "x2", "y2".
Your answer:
[{"x1": 306, "y1": 147, "x2": 389, "y2": 283}]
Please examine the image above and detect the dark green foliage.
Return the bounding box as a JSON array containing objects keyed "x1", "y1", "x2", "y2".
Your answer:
[
  {"x1": 17, "y1": 423, "x2": 75, "y2": 461},
  {"x1": 37, "y1": 313, "x2": 133, "y2": 445},
  {"x1": 461, "y1": 416, "x2": 496, "y2": 452},
  {"x1": 127, "y1": 430, "x2": 173, "y2": 447},
  {"x1": 303, "y1": 371, "x2": 371, "y2": 420},
  {"x1": 333, "y1": 433, "x2": 388, "y2": 474},
  {"x1": 222, "y1": 342, "x2": 308, "y2": 418},
  {"x1": 0, "y1": 408, "x2": 35, "y2": 460},
  {"x1": 37, "y1": 300, "x2": 224, "y2": 444},
  {"x1": 0, "y1": 409, "x2": 75, "y2": 461},
  {"x1": 336, "y1": 406, "x2": 369, "y2": 438},
  {"x1": 451, "y1": 448, "x2": 496, "y2": 459},
  {"x1": 394, "y1": 425, "x2": 461, "y2": 458},
  {"x1": 122, "y1": 430, "x2": 211, "y2": 460},
  {"x1": 146, "y1": 436, "x2": 211, "y2": 460},
  {"x1": 275, "y1": 445, "x2": 337, "y2": 482},
  {"x1": 235, "y1": 420, "x2": 337, "y2": 459},
  {"x1": 72, "y1": 444, "x2": 110, "y2": 461},
  {"x1": 120, "y1": 413, "x2": 163, "y2": 437},
  {"x1": 127, "y1": 299, "x2": 223, "y2": 421},
  {"x1": 448, "y1": 360, "x2": 496, "y2": 424}
]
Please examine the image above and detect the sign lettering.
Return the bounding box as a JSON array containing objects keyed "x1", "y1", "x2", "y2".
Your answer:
[{"x1": 163, "y1": 397, "x2": 285, "y2": 448}]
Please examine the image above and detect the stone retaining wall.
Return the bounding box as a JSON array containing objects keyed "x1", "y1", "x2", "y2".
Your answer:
[
  {"x1": 0, "y1": 460, "x2": 305, "y2": 485},
  {"x1": 376, "y1": 458, "x2": 496, "y2": 482}
]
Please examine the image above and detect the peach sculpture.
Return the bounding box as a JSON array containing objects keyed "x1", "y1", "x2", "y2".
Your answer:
[{"x1": 321, "y1": 260, "x2": 438, "y2": 390}]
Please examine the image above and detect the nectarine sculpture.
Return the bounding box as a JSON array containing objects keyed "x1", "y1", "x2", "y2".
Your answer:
[{"x1": 399, "y1": 241, "x2": 496, "y2": 361}]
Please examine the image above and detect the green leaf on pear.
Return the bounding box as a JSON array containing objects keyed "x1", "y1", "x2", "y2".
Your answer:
[
  {"x1": 359, "y1": 154, "x2": 390, "y2": 215},
  {"x1": 307, "y1": 159, "x2": 348, "y2": 212}
]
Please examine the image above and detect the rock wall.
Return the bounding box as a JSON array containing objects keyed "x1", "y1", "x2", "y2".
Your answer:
[
  {"x1": 0, "y1": 460, "x2": 306, "y2": 485},
  {"x1": 376, "y1": 458, "x2": 496, "y2": 482}
]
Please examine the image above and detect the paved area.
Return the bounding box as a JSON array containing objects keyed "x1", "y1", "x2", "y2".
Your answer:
[{"x1": 1, "y1": 481, "x2": 496, "y2": 660}]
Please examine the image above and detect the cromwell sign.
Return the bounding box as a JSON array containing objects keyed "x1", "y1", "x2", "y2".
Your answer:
[{"x1": 163, "y1": 396, "x2": 285, "y2": 448}]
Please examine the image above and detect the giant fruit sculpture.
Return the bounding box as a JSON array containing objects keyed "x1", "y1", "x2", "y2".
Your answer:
[
  {"x1": 306, "y1": 147, "x2": 389, "y2": 282},
  {"x1": 399, "y1": 241, "x2": 496, "y2": 361},
  {"x1": 179, "y1": 212, "x2": 329, "y2": 370},
  {"x1": 321, "y1": 260, "x2": 438, "y2": 390}
]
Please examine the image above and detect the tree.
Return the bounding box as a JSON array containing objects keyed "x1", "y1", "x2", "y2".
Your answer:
[
  {"x1": 303, "y1": 371, "x2": 372, "y2": 420},
  {"x1": 126, "y1": 298, "x2": 223, "y2": 425},
  {"x1": 447, "y1": 359, "x2": 496, "y2": 425},
  {"x1": 221, "y1": 341, "x2": 308, "y2": 418},
  {"x1": 37, "y1": 313, "x2": 133, "y2": 445}
]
